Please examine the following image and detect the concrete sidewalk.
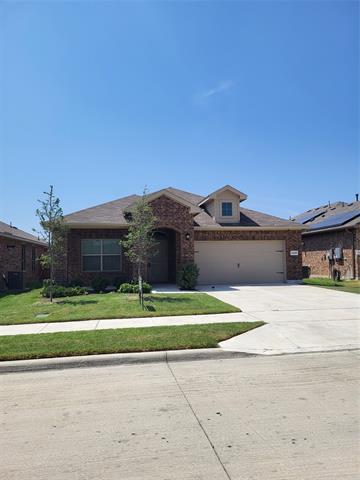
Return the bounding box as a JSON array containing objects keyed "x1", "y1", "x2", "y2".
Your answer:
[{"x1": 0, "y1": 311, "x2": 255, "y2": 336}]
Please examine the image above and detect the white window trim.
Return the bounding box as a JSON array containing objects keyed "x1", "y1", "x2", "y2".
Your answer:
[
  {"x1": 220, "y1": 200, "x2": 234, "y2": 218},
  {"x1": 81, "y1": 239, "x2": 122, "y2": 272}
]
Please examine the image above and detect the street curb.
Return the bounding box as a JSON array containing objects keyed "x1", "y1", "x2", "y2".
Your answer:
[{"x1": 0, "y1": 348, "x2": 252, "y2": 374}]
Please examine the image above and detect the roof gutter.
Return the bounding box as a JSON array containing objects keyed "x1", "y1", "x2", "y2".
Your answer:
[
  {"x1": 0, "y1": 232, "x2": 47, "y2": 246},
  {"x1": 302, "y1": 222, "x2": 359, "y2": 235},
  {"x1": 194, "y1": 226, "x2": 305, "y2": 231},
  {"x1": 65, "y1": 223, "x2": 129, "y2": 229}
]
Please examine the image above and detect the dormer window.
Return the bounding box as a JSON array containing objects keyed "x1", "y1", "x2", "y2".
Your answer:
[{"x1": 221, "y1": 202, "x2": 233, "y2": 217}]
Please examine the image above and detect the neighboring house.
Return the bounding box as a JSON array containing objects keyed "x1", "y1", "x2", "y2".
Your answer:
[
  {"x1": 293, "y1": 200, "x2": 360, "y2": 279},
  {"x1": 62, "y1": 185, "x2": 303, "y2": 285},
  {"x1": 0, "y1": 221, "x2": 47, "y2": 291}
]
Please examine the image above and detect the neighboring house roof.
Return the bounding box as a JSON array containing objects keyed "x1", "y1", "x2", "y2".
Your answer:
[
  {"x1": 0, "y1": 221, "x2": 46, "y2": 246},
  {"x1": 293, "y1": 201, "x2": 360, "y2": 233},
  {"x1": 64, "y1": 186, "x2": 302, "y2": 229}
]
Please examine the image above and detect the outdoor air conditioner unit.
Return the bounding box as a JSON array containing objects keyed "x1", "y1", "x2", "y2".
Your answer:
[{"x1": 334, "y1": 247, "x2": 343, "y2": 260}]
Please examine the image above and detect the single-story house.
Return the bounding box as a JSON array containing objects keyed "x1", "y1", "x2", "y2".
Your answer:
[
  {"x1": 62, "y1": 185, "x2": 303, "y2": 285},
  {"x1": 0, "y1": 221, "x2": 47, "y2": 290},
  {"x1": 293, "y1": 200, "x2": 360, "y2": 279}
]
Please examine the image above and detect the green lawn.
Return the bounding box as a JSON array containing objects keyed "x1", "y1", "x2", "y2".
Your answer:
[
  {"x1": 0, "y1": 322, "x2": 263, "y2": 361},
  {"x1": 303, "y1": 278, "x2": 360, "y2": 294},
  {"x1": 0, "y1": 289, "x2": 240, "y2": 325}
]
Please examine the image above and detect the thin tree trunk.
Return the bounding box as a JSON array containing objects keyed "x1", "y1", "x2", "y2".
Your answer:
[
  {"x1": 49, "y1": 233, "x2": 53, "y2": 303},
  {"x1": 138, "y1": 265, "x2": 144, "y2": 309}
]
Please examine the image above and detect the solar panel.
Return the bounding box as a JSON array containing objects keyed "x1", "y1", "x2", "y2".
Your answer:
[
  {"x1": 295, "y1": 209, "x2": 326, "y2": 224},
  {"x1": 309, "y1": 210, "x2": 360, "y2": 230}
]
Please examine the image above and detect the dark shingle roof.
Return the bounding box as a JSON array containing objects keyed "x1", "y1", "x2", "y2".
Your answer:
[
  {"x1": 194, "y1": 207, "x2": 299, "y2": 228},
  {"x1": 64, "y1": 194, "x2": 140, "y2": 225},
  {"x1": 0, "y1": 221, "x2": 46, "y2": 245},
  {"x1": 64, "y1": 187, "x2": 302, "y2": 229},
  {"x1": 166, "y1": 187, "x2": 205, "y2": 206},
  {"x1": 293, "y1": 201, "x2": 360, "y2": 231}
]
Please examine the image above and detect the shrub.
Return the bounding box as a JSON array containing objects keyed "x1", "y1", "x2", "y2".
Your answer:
[
  {"x1": 91, "y1": 276, "x2": 108, "y2": 293},
  {"x1": 118, "y1": 282, "x2": 134, "y2": 293},
  {"x1": 132, "y1": 282, "x2": 152, "y2": 294},
  {"x1": 43, "y1": 278, "x2": 55, "y2": 288},
  {"x1": 118, "y1": 282, "x2": 152, "y2": 294},
  {"x1": 41, "y1": 285, "x2": 86, "y2": 298},
  {"x1": 176, "y1": 263, "x2": 199, "y2": 290}
]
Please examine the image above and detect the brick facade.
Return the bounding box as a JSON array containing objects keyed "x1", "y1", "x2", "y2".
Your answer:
[
  {"x1": 302, "y1": 225, "x2": 359, "y2": 279},
  {"x1": 194, "y1": 229, "x2": 303, "y2": 280},
  {"x1": 65, "y1": 228, "x2": 132, "y2": 285},
  {"x1": 150, "y1": 196, "x2": 195, "y2": 267},
  {"x1": 65, "y1": 195, "x2": 196, "y2": 285},
  {"x1": 0, "y1": 237, "x2": 47, "y2": 290},
  {"x1": 64, "y1": 195, "x2": 303, "y2": 284}
]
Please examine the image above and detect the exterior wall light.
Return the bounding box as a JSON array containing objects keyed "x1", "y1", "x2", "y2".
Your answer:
[{"x1": 185, "y1": 233, "x2": 190, "y2": 240}]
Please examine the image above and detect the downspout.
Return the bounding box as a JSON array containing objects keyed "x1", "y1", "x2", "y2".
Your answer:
[{"x1": 352, "y1": 228, "x2": 356, "y2": 279}]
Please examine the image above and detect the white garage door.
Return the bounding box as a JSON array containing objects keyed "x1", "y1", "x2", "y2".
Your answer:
[{"x1": 194, "y1": 240, "x2": 285, "y2": 284}]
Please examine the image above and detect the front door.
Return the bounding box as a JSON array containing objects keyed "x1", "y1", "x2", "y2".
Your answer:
[{"x1": 148, "y1": 232, "x2": 169, "y2": 283}]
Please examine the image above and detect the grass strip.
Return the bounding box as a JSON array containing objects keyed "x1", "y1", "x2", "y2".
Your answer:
[
  {"x1": 0, "y1": 322, "x2": 263, "y2": 361},
  {"x1": 0, "y1": 290, "x2": 240, "y2": 325},
  {"x1": 303, "y1": 278, "x2": 360, "y2": 294}
]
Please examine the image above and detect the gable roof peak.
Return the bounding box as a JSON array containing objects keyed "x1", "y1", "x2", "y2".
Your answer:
[{"x1": 199, "y1": 185, "x2": 248, "y2": 206}]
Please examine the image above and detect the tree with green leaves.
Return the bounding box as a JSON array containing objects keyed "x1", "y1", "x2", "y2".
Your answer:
[
  {"x1": 35, "y1": 185, "x2": 67, "y2": 302},
  {"x1": 121, "y1": 189, "x2": 157, "y2": 308}
]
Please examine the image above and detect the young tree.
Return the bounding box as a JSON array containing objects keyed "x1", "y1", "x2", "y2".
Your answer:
[
  {"x1": 121, "y1": 188, "x2": 157, "y2": 308},
  {"x1": 35, "y1": 185, "x2": 67, "y2": 302}
]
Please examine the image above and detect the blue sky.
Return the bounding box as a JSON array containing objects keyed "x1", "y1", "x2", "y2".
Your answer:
[{"x1": 0, "y1": 0, "x2": 358, "y2": 233}]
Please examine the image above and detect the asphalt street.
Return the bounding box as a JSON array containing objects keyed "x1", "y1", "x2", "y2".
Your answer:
[{"x1": 1, "y1": 351, "x2": 359, "y2": 480}]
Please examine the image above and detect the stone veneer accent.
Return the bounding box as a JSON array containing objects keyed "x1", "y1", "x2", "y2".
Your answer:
[
  {"x1": 302, "y1": 225, "x2": 359, "y2": 279},
  {"x1": 194, "y1": 229, "x2": 303, "y2": 280}
]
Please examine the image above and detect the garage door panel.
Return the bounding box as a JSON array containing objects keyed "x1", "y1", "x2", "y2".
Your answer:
[{"x1": 194, "y1": 240, "x2": 285, "y2": 284}]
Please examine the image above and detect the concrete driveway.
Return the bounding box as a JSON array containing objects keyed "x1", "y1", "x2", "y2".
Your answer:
[{"x1": 200, "y1": 284, "x2": 360, "y2": 355}]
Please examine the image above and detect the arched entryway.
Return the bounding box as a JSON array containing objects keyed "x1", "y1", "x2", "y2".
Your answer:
[{"x1": 148, "y1": 229, "x2": 176, "y2": 283}]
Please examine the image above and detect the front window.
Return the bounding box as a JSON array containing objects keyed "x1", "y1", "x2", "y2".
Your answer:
[
  {"x1": 82, "y1": 239, "x2": 122, "y2": 272},
  {"x1": 221, "y1": 202, "x2": 233, "y2": 217}
]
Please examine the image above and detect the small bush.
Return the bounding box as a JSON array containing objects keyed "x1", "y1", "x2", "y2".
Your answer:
[
  {"x1": 43, "y1": 278, "x2": 55, "y2": 288},
  {"x1": 132, "y1": 282, "x2": 152, "y2": 294},
  {"x1": 91, "y1": 276, "x2": 108, "y2": 293},
  {"x1": 118, "y1": 282, "x2": 134, "y2": 293},
  {"x1": 176, "y1": 263, "x2": 199, "y2": 290},
  {"x1": 41, "y1": 285, "x2": 86, "y2": 298},
  {"x1": 118, "y1": 282, "x2": 152, "y2": 294}
]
